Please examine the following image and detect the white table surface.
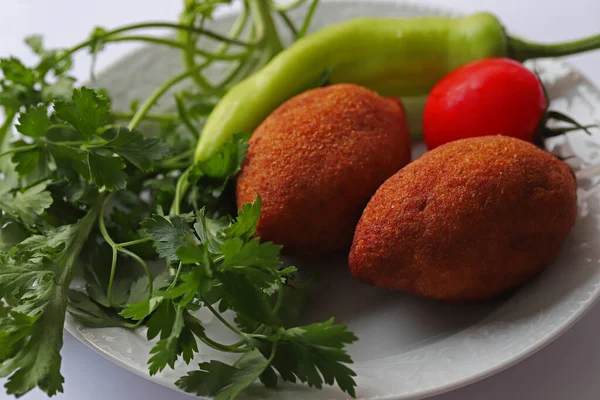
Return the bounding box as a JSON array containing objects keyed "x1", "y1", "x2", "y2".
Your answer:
[{"x1": 2, "y1": 0, "x2": 600, "y2": 399}]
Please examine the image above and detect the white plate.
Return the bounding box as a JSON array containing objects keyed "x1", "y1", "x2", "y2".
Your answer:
[{"x1": 65, "y1": 1, "x2": 600, "y2": 399}]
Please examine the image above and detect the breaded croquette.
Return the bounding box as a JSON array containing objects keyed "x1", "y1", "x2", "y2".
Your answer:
[
  {"x1": 349, "y1": 136, "x2": 577, "y2": 302},
  {"x1": 237, "y1": 84, "x2": 411, "y2": 257}
]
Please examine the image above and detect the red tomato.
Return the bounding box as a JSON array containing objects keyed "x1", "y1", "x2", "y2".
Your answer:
[{"x1": 423, "y1": 58, "x2": 547, "y2": 150}]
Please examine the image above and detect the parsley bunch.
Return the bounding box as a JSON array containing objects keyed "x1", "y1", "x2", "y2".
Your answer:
[
  {"x1": 0, "y1": 0, "x2": 358, "y2": 399},
  {"x1": 0, "y1": 88, "x2": 169, "y2": 396},
  {"x1": 124, "y1": 197, "x2": 357, "y2": 398}
]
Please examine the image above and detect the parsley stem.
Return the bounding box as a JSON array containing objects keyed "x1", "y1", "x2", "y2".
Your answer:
[
  {"x1": 103, "y1": 22, "x2": 252, "y2": 46},
  {"x1": 98, "y1": 193, "x2": 120, "y2": 306},
  {"x1": 181, "y1": 2, "x2": 251, "y2": 89},
  {"x1": 214, "y1": 55, "x2": 252, "y2": 88},
  {"x1": 268, "y1": 341, "x2": 278, "y2": 362},
  {"x1": 44, "y1": 140, "x2": 84, "y2": 146},
  {"x1": 0, "y1": 144, "x2": 38, "y2": 159},
  {"x1": 229, "y1": 283, "x2": 284, "y2": 348},
  {"x1": 98, "y1": 194, "x2": 117, "y2": 247},
  {"x1": 180, "y1": 15, "x2": 209, "y2": 90},
  {"x1": 98, "y1": 194, "x2": 155, "y2": 303},
  {"x1": 248, "y1": 333, "x2": 268, "y2": 339},
  {"x1": 158, "y1": 149, "x2": 195, "y2": 168},
  {"x1": 158, "y1": 161, "x2": 189, "y2": 170},
  {"x1": 203, "y1": 297, "x2": 250, "y2": 341},
  {"x1": 297, "y1": 0, "x2": 319, "y2": 39},
  {"x1": 274, "y1": 0, "x2": 308, "y2": 11},
  {"x1": 277, "y1": 10, "x2": 299, "y2": 38},
  {"x1": 229, "y1": 324, "x2": 267, "y2": 348},
  {"x1": 124, "y1": 320, "x2": 144, "y2": 329},
  {"x1": 208, "y1": 23, "x2": 260, "y2": 90},
  {"x1": 62, "y1": 195, "x2": 107, "y2": 284},
  {"x1": 230, "y1": 338, "x2": 247, "y2": 348},
  {"x1": 170, "y1": 166, "x2": 193, "y2": 215},
  {"x1": 174, "y1": 93, "x2": 200, "y2": 138},
  {"x1": 128, "y1": 65, "x2": 209, "y2": 131},
  {"x1": 106, "y1": 247, "x2": 119, "y2": 306},
  {"x1": 117, "y1": 247, "x2": 154, "y2": 299},
  {"x1": 169, "y1": 262, "x2": 184, "y2": 289},
  {"x1": 197, "y1": 334, "x2": 248, "y2": 354},
  {"x1": 250, "y1": 0, "x2": 284, "y2": 62},
  {"x1": 272, "y1": 282, "x2": 285, "y2": 315},
  {"x1": 105, "y1": 36, "x2": 249, "y2": 61},
  {"x1": 48, "y1": 123, "x2": 80, "y2": 132},
  {"x1": 116, "y1": 237, "x2": 152, "y2": 248},
  {"x1": 218, "y1": 2, "x2": 251, "y2": 55},
  {"x1": 0, "y1": 109, "x2": 17, "y2": 151},
  {"x1": 56, "y1": 22, "x2": 253, "y2": 68},
  {"x1": 111, "y1": 112, "x2": 177, "y2": 123}
]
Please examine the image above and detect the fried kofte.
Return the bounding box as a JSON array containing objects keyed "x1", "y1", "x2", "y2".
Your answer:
[
  {"x1": 349, "y1": 136, "x2": 577, "y2": 302},
  {"x1": 236, "y1": 83, "x2": 411, "y2": 257}
]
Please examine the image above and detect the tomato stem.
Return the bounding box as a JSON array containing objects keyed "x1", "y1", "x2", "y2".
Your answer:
[{"x1": 509, "y1": 33, "x2": 600, "y2": 61}]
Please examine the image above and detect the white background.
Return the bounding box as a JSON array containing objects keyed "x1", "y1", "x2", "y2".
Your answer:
[{"x1": 2, "y1": 0, "x2": 600, "y2": 399}]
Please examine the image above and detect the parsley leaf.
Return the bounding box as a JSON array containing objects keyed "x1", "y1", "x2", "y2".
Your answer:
[
  {"x1": 67, "y1": 290, "x2": 133, "y2": 328},
  {"x1": 0, "y1": 207, "x2": 100, "y2": 397},
  {"x1": 15, "y1": 223, "x2": 79, "y2": 258},
  {"x1": 218, "y1": 271, "x2": 278, "y2": 327},
  {"x1": 143, "y1": 299, "x2": 201, "y2": 374},
  {"x1": 120, "y1": 295, "x2": 165, "y2": 322},
  {"x1": 225, "y1": 196, "x2": 261, "y2": 240},
  {"x1": 16, "y1": 104, "x2": 50, "y2": 137},
  {"x1": 23, "y1": 34, "x2": 73, "y2": 79},
  {"x1": 0, "y1": 181, "x2": 53, "y2": 225},
  {"x1": 42, "y1": 76, "x2": 75, "y2": 101},
  {"x1": 145, "y1": 299, "x2": 175, "y2": 340},
  {"x1": 220, "y1": 237, "x2": 282, "y2": 271},
  {"x1": 5, "y1": 87, "x2": 169, "y2": 192},
  {"x1": 87, "y1": 152, "x2": 127, "y2": 191},
  {"x1": 24, "y1": 35, "x2": 44, "y2": 54},
  {"x1": 49, "y1": 145, "x2": 90, "y2": 181},
  {"x1": 0, "y1": 57, "x2": 40, "y2": 109},
  {"x1": 194, "y1": 132, "x2": 249, "y2": 179},
  {"x1": 102, "y1": 127, "x2": 170, "y2": 171},
  {"x1": 54, "y1": 87, "x2": 110, "y2": 140},
  {"x1": 177, "y1": 349, "x2": 270, "y2": 400},
  {"x1": 121, "y1": 247, "x2": 213, "y2": 322},
  {"x1": 0, "y1": 21, "x2": 364, "y2": 400},
  {"x1": 270, "y1": 319, "x2": 358, "y2": 397},
  {"x1": 126, "y1": 273, "x2": 170, "y2": 305},
  {"x1": 141, "y1": 215, "x2": 195, "y2": 262},
  {"x1": 216, "y1": 349, "x2": 272, "y2": 400},
  {"x1": 119, "y1": 191, "x2": 358, "y2": 399},
  {"x1": 187, "y1": 133, "x2": 249, "y2": 213},
  {"x1": 173, "y1": 247, "x2": 214, "y2": 300},
  {"x1": 148, "y1": 304, "x2": 186, "y2": 374},
  {"x1": 177, "y1": 360, "x2": 236, "y2": 397},
  {"x1": 0, "y1": 38, "x2": 73, "y2": 115},
  {"x1": 193, "y1": 208, "x2": 228, "y2": 254},
  {"x1": 0, "y1": 216, "x2": 28, "y2": 252},
  {"x1": 12, "y1": 148, "x2": 50, "y2": 179}
]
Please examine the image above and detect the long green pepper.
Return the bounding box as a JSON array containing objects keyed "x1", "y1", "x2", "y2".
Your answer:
[{"x1": 195, "y1": 12, "x2": 600, "y2": 161}]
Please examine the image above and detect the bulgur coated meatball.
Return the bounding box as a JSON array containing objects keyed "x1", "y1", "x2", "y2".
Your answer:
[
  {"x1": 237, "y1": 83, "x2": 411, "y2": 257},
  {"x1": 349, "y1": 136, "x2": 577, "y2": 302}
]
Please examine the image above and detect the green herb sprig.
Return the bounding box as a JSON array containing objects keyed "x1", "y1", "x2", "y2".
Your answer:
[{"x1": 0, "y1": 0, "x2": 359, "y2": 399}]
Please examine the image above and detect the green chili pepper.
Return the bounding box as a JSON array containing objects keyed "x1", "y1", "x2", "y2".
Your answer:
[{"x1": 195, "y1": 12, "x2": 600, "y2": 162}]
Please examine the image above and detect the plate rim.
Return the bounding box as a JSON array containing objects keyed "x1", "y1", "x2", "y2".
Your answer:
[{"x1": 64, "y1": 1, "x2": 600, "y2": 400}]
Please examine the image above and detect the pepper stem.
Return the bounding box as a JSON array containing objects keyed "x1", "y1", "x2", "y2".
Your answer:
[{"x1": 509, "y1": 33, "x2": 600, "y2": 62}]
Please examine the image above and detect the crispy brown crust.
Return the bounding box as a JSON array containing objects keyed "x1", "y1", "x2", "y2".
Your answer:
[
  {"x1": 236, "y1": 84, "x2": 411, "y2": 257},
  {"x1": 349, "y1": 136, "x2": 578, "y2": 302}
]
